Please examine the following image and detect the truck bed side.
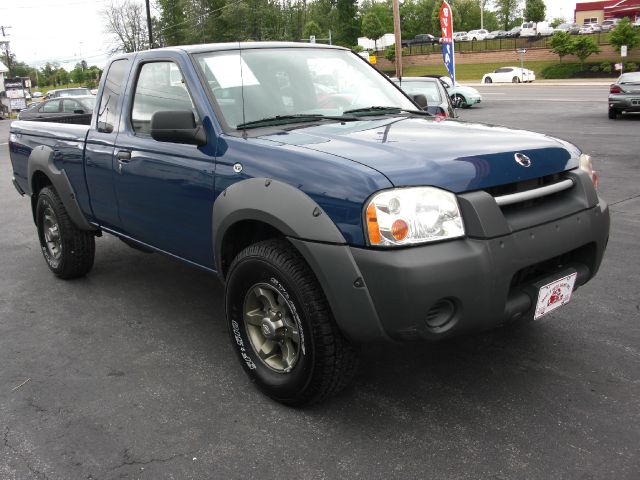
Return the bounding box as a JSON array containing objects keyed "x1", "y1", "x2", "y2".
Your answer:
[{"x1": 10, "y1": 120, "x2": 93, "y2": 222}]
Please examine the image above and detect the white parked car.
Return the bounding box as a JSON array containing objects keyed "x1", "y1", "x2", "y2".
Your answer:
[
  {"x1": 579, "y1": 24, "x2": 595, "y2": 34},
  {"x1": 601, "y1": 19, "x2": 620, "y2": 31},
  {"x1": 482, "y1": 66, "x2": 536, "y2": 84},
  {"x1": 467, "y1": 29, "x2": 490, "y2": 41},
  {"x1": 453, "y1": 32, "x2": 469, "y2": 42},
  {"x1": 520, "y1": 21, "x2": 555, "y2": 37}
]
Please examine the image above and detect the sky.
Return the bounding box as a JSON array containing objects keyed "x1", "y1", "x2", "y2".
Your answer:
[{"x1": 1, "y1": 0, "x2": 584, "y2": 71}]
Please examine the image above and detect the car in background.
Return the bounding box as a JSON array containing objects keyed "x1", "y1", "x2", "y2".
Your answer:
[
  {"x1": 423, "y1": 75, "x2": 482, "y2": 108},
  {"x1": 17, "y1": 96, "x2": 96, "y2": 120},
  {"x1": 486, "y1": 30, "x2": 508, "y2": 39},
  {"x1": 482, "y1": 66, "x2": 536, "y2": 84},
  {"x1": 392, "y1": 77, "x2": 456, "y2": 118},
  {"x1": 579, "y1": 24, "x2": 595, "y2": 34},
  {"x1": 554, "y1": 22, "x2": 580, "y2": 34},
  {"x1": 608, "y1": 71, "x2": 640, "y2": 119},
  {"x1": 588, "y1": 23, "x2": 603, "y2": 32},
  {"x1": 633, "y1": 18, "x2": 640, "y2": 28},
  {"x1": 601, "y1": 19, "x2": 620, "y2": 31},
  {"x1": 505, "y1": 26, "x2": 521, "y2": 37},
  {"x1": 401, "y1": 33, "x2": 439, "y2": 47},
  {"x1": 520, "y1": 21, "x2": 555, "y2": 37},
  {"x1": 467, "y1": 29, "x2": 490, "y2": 41},
  {"x1": 453, "y1": 32, "x2": 469, "y2": 42},
  {"x1": 44, "y1": 87, "x2": 94, "y2": 100}
]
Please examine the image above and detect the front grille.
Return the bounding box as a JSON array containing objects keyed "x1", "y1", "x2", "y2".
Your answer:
[{"x1": 484, "y1": 173, "x2": 575, "y2": 212}]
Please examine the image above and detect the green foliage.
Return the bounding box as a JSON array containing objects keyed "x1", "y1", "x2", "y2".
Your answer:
[
  {"x1": 361, "y1": 12, "x2": 385, "y2": 44},
  {"x1": 384, "y1": 44, "x2": 396, "y2": 62},
  {"x1": 541, "y1": 63, "x2": 587, "y2": 79},
  {"x1": 609, "y1": 17, "x2": 640, "y2": 54},
  {"x1": 493, "y1": 0, "x2": 520, "y2": 30},
  {"x1": 335, "y1": 0, "x2": 360, "y2": 46},
  {"x1": 571, "y1": 35, "x2": 601, "y2": 66},
  {"x1": 550, "y1": 18, "x2": 565, "y2": 28},
  {"x1": 352, "y1": 44, "x2": 364, "y2": 53},
  {"x1": 625, "y1": 62, "x2": 638, "y2": 71},
  {"x1": 400, "y1": 0, "x2": 436, "y2": 39},
  {"x1": 303, "y1": 21, "x2": 322, "y2": 40},
  {"x1": 524, "y1": 0, "x2": 545, "y2": 22},
  {"x1": 550, "y1": 31, "x2": 573, "y2": 62},
  {"x1": 600, "y1": 62, "x2": 613, "y2": 73}
]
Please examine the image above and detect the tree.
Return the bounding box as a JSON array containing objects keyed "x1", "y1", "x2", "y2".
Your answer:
[
  {"x1": 550, "y1": 17, "x2": 565, "y2": 28},
  {"x1": 70, "y1": 63, "x2": 86, "y2": 84},
  {"x1": 524, "y1": 0, "x2": 545, "y2": 22},
  {"x1": 493, "y1": 0, "x2": 520, "y2": 31},
  {"x1": 550, "y1": 31, "x2": 573, "y2": 62},
  {"x1": 303, "y1": 20, "x2": 322, "y2": 40},
  {"x1": 571, "y1": 36, "x2": 601, "y2": 66},
  {"x1": 609, "y1": 17, "x2": 640, "y2": 54},
  {"x1": 361, "y1": 12, "x2": 385, "y2": 50},
  {"x1": 335, "y1": 0, "x2": 360, "y2": 47},
  {"x1": 103, "y1": 0, "x2": 149, "y2": 54}
]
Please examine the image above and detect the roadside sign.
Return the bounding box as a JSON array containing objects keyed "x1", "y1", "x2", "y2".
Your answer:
[
  {"x1": 310, "y1": 35, "x2": 316, "y2": 44},
  {"x1": 621, "y1": 45, "x2": 627, "y2": 57},
  {"x1": 369, "y1": 55, "x2": 377, "y2": 64}
]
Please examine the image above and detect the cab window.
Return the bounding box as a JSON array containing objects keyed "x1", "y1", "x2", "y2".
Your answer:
[{"x1": 130, "y1": 61, "x2": 199, "y2": 136}]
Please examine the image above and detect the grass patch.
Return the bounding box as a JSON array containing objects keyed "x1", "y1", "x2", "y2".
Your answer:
[{"x1": 384, "y1": 58, "x2": 638, "y2": 81}]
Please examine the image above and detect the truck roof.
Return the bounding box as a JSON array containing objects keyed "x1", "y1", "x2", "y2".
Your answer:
[{"x1": 112, "y1": 41, "x2": 349, "y2": 61}]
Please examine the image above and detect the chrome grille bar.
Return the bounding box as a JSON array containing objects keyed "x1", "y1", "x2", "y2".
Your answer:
[{"x1": 494, "y1": 179, "x2": 575, "y2": 207}]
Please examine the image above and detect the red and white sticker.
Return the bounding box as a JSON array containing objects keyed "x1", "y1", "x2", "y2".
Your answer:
[{"x1": 534, "y1": 272, "x2": 578, "y2": 320}]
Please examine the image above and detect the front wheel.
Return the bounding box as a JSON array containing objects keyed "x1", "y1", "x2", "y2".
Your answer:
[
  {"x1": 225, "y1": 238, "x2": 359, "y2": 405},
  {"x1": 484, "y1": 77, "x2": 493, "y2": 84},
  {"x1": 36, "y1": 186, "x2": 95, "y2": 279},
  {"x1": 452, "y1": 94, "x2": 467, "y2": 108}
]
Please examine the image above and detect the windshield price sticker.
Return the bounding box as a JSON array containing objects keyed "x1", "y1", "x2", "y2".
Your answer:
[{"x1": 534, "y1": 272, "x2": 578, "y2": 320}]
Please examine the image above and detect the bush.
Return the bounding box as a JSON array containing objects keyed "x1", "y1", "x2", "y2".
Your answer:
[
  {"x1": 384, "y1": 45, "x2": 407, "y2": 61},
  {"x1": 600, "y1": 62, "x2": 613, "y2": 74},
  {"x1": 541, "y1": 63, "x2": 584, "y2": 79},
  {"x1": 352, "y1": 45, "x2": 364, "y2": 53},
  {"x1": 624, "y1": 62, "x2": 638, "y2": 71}
]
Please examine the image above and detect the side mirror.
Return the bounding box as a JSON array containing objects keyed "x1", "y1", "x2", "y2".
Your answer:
[
  {"x1": 73, "y1": 109, "x2": 85, "y2": 114},
  {"x1": 151, "y1": 110, "x2": 207, "y2": 146},
  {"x1": 410, "y1": 93, "x2": 429, "y2": 110}
]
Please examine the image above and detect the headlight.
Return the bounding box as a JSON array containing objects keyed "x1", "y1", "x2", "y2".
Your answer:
[
  {"x1": 579, "y1": 154, "x2": 599, "y2": 189},
  {"x1": 365, "y1": 187, "x2": 465, "y2": 247}
]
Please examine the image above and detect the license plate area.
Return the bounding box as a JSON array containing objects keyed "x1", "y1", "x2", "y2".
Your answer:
[
  {"x1": 534, "y1": 272, "x2": 578, "y2": 320},
  {"x1": 631, "y1": 99, "x2": 640, "y2": 106}
]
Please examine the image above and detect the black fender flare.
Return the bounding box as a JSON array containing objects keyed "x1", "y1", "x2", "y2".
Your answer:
[
  {"x1": 27, "y1": 145, "x2": 96, "y2": 231},
  {"x1": 213, "y1": 178, "x2": 346, "y2": 272}
]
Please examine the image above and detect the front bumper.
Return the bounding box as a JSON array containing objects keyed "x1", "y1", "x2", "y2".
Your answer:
[{"x1": 292, "y1": 170, "x2": 609, "y2": 343}]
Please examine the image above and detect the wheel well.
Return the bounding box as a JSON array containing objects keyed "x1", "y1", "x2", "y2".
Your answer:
[
  {"x1": 220, "y1": 220, "x2": 284, "y2": 278},
  {"x1": 30, "y1": 171, "x2": 53, "y2": 222}
]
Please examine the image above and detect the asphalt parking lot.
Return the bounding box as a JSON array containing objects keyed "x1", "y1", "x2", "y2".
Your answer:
[{"x1": 1, "y1": 84, "x2": 639, "y2": 480}]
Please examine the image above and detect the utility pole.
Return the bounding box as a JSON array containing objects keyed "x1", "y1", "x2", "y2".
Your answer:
[
  {"x1": 1, "y1": 26, "x2": 12, "y2": 77},
  {"x1": 145, "y1": 0, "x2": 154, "y2": 48},
  {"x1": 392, "y1": 0, "x2": 402, "y2": 78},
  {"x1": 480, "y1": 0, "x2": 484, "y2": 30}
]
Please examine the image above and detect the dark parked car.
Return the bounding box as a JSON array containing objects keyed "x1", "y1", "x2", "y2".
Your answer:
[
  {"x1": 506, "y1": 26, "x2": 521, "y2": 37},
  {"x1": 401, "y1": 34, "x2": 439, "y2": 47},
  {"x1": 393, "y1": 77, "x2": 456, "y2": 118},
  {"x1": 17, "y1": 96, "x2": 96, "y2": 120},
  {"x1": 608, "y1": 72, "x2": 640, "y2": 119}
]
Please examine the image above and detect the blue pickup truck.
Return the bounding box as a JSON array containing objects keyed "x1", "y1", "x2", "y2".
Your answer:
[{"x1": 9, "y1": 42, "x2": 609, "y2": 405}]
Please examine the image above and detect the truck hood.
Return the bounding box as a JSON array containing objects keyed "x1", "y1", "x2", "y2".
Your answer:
[{"x1": 258, "y1": 117, "x2": 579, "y2": 193}]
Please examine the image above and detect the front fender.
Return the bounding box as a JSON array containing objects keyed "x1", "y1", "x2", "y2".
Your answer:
[
  {"x1": 212, "y1": 177, "x2": 346, "y2": 272},
  {"x1": 28, "y1": 145, "x2": 95, "y2": 231}
]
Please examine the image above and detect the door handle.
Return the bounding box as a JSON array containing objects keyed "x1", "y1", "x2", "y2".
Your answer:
[{"x1": 117, "y1": 150, "x2": 131, "y2": 162}]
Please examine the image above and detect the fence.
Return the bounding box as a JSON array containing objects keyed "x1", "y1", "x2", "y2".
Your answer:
[{"x1": 376, "y1": 32, "x2": 612, "y2": 57}]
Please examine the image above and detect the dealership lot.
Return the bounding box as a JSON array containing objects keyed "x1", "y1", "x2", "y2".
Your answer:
[{"x1": 1, "y1": 84, "x2": 639, "y2": 479}]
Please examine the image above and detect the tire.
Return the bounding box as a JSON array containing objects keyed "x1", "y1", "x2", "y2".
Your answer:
[
  {"x1": 452, "y1": 94, "x2": 467, "y2": 108},
  {"x1": 512, "y1": 76, "x2": 521, "y2": 83},
  {"x1": 35, "y1": 186, "x2": 95, "y2": 279},
  {"x1": 484, "y1": 77, "x2": 493, "y2": 84},
  {"x1": 608, "y1": 107, "x2": 618, "y2": 119},
  {"x1": 225, "y1": 238, "x2": 359, "y2": 406}
]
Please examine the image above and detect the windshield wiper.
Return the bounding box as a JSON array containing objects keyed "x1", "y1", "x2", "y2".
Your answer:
[
  {"x1": 236, "y1": 114, "x2": 358, "y2": 130},
  {"x1": 343, "y1": 106, "x2": 431, "y2": 117}
]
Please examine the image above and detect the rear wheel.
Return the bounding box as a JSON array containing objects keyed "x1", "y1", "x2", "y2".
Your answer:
[
  {"x1": 608, "y1": 107, "x2": 618, "y2": 119},
  {"x1": 225, "y1": 238, "x2": 359, "y2": 406},
  {"x1": 512, "y1": 76, "x2": 521, "y2": 83},
  {"x1": 36, "y1": 186, "x2": 95, "y2": 279}
]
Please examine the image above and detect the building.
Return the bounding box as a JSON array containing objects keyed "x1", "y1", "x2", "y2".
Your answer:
[
  {"x1": 575, "y1": 1, "x2": 640, "y2": 25},
  {"x1": 0, "y1": 61, "x2": 7, "y2": 93}
]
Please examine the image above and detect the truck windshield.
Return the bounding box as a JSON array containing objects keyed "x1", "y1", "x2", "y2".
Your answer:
[{"x1": 194, "y1": 47, "x2": 416, "y2": 129}]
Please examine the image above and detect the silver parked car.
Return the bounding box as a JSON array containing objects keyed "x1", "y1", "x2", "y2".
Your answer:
[{"x1": 608, "y1": 72, "x2": 640, "y2": 119}]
